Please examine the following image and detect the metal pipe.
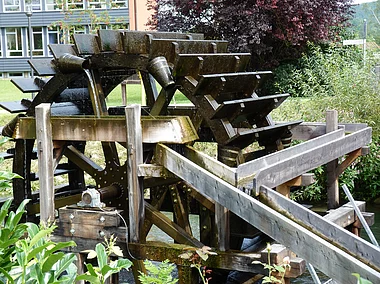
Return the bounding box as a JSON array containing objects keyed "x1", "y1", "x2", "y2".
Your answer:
[
  {"x1": 306, "y1": 263, "x2": 322, "y2": 284},
  {"x1": 342, "y1": 184, "x2": 379, "y2": 246}
]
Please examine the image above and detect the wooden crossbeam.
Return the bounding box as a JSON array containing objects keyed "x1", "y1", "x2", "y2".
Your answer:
[
  {"x1": 155, "y1": 143, "x2": 380, "y2": 283},
  {"x1": 259, "y1": 186, "x2": 380, "y2": 272},
  {"x1": 13, "y1": 115, "x2": 199, "y2": 144},
  {"x1": 145, "y1": 202, "x2": 203, "y2": 247},
  {"x1": 251, "y1": 127, "x2": 372, "y2": 194}
]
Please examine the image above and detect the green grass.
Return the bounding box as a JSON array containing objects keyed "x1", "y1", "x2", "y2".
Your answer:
[{"x1": 0, "y1": 79, "x2": 190, "y2": 106}]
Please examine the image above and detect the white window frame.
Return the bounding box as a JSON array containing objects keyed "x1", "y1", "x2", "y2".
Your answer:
[
  {"x1": 31, "y1": 0, "x2": 42, "y2": 11},
  {"x1": 45, "y1": 0, "x2": 61, "y2": 10},
  {"x1": 3, "y1": 0, "x2": 20, "y2": 12},
  {"x1": 31, "y1": 27, "x2": 44, "y2": 56},
  {"x1": 5, "y1": 28, "x2": 23, "y2": 57},
  {"x1": 66, "y1": 0, "x2": 83, "y2": 10},
  {"x1": 112, "y1": 0, "x2": 127, "y2": 8}
]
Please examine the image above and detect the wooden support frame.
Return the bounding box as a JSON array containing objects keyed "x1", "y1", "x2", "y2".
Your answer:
[
  {"x1": 259, "y1": 186, "x2": 380, "y2": 271},
  {"x1": 250, "y1": 127, "x2": 371, "y2": 194},
  {"x1": 125, "y1": 105, "x2": 144, "y2": 243},
  {"x1": 14, "y1": 115, "x2": 199, "y2": 144},
  {"x1": 35, "y1": 103, "x2": 55, "y2": 225},
  {"x1": 326, "y1": 110, "x2": 339, "y2": 209},
  {"x1": 155, "y1": 143, "x2": 380, "y2": 283}
]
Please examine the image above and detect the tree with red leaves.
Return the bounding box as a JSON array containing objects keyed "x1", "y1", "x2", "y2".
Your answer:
[{"x1": 147, "y1": 0, "x2": 353, "y2": 68}]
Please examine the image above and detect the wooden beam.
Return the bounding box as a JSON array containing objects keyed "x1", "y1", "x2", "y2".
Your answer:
[
  {"x1": 291, "y1": 122, "x2": 368, "y2": 140},
  {"x1": 259, "y1": 186, "x2": 380, "y2": 272},
  {"x1": 51, "y1": 237, "x2": 304, "y2": 278},
  {"x1": 14, "y1": 115, "x2": 199, "y2": 144},
  {"x1": 324, "y1": 201, "x2": 366, "y2": 227},
  {"x1": 35, "y1": 104, "x2": 55, "y2": 225},
  {"x1": 145, "y1": 202, "x2": 203, "y2": 247},
  {"x1": 336, "y1": 148, "x2": 362, "y2": 176},
  {"x1": 236, "y1": 129, "x2": 345, "y2": 186},
  {"x1": 251, "y1": 127, "x2": 372, "y2": 194},
  {"x1": 126, "y1": 105, "x2": 144, "y2": 243},
  {"x1": 184, "y1": 145, "x2": 236, "y2": 185},
  {"x1": 155, "y1": 143, "x2": 380, "y2": 283}
]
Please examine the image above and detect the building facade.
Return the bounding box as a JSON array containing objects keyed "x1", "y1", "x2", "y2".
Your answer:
[{"x1": 0, "y1": 0, "x2": 132, "y2": 77}]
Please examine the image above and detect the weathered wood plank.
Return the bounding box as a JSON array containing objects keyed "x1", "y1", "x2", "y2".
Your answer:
[
  {"x1": 51, "y1": 237, "x2": 304, "y2": 277},
  {"x1": 324, "y1": 201, "x2": 366, "y2": 227},
  {"x1": 326, "y1": 110, "x2": 339, "y2": 209},
  {"x1": 259, "y1": 186, "x2": 380, "y2": 272},
  {"x1": 126, "y1": 105, "x2": 144, "y2": 243},
  {"x1": 36, "y1": 104, "x2": 55, "y2": 225},
  {"x1": 145, "y1": 202, "x2": 203, "y2": 247},
  {"x1": 59, "y1": 206, "x2": 122, "y2": 227},
  {"x1": 236, "y1": 129, "x2": 345, "y2": 186},
  {"x1": 14, "y1": 115, "x2": 199, "y2": 144},
  {"x1": 291, "y1": 122, "x2": 368, "y2": 140},
  {"x1": 155, "y1": 143, "x2": 380, "y2": 283},
  {"x1": 184, "y1": 145, "x2": 236, "y2": 185},
  {"x1": 251, "y1": 127, "x2": 372, "y2": 193}
]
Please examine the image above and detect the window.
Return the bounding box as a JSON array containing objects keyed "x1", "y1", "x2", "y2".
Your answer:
[
  {"x1": 112, "y1": 0, "x2": 127, "y2": 8},
  {"x1": 66, "y1": 0, "x2": 83, "y2": 9},
  {"x1": 88, "y1": 0, "x2": 105, "y2": 9},
  {"x1": 0, "y1": 30, "x2": 2, "y2": 57},
  {"x1": 31, "y1": 27, "x2": 44, "y2": 56},
  {"x1": 31, "y1": 0, "x2": 42, "y2": 11},
  {"x1": 48, "y1": 27, "x2": 61, "y2": 44},
  {"x1": 3, "y1": 0, "x2": 20, "y2": 12},
  {"x1": 5, "y1": 28, "x2": 22, "y2": 57},
  {"x1": 46, "y1": 0, "x2": 60, "y2": 10}
]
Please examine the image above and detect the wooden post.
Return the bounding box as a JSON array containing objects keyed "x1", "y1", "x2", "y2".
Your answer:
[
  {"x1": 36, "y1": 103, "x2": 55, "y2": 225},
  {"x1": 326, "y1": 110, "x2": 339, "y2": 209},
  {"x1": 125, "y1": 104, "x2": 144, "y2": 242},
  {"x1": 126, "y1": 104, "x2": 145, "y2": 284},
  {"x1": 215, "y1": 204, "x2": 230, "y2": 251},
  {"x1": 121, "y1": 80, "x2": 127, "y2": 106}
]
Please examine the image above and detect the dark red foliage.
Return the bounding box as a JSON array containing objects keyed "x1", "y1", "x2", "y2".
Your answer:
[{"x1": 147, "y1": 0, "x2": 353, "y2": 69}]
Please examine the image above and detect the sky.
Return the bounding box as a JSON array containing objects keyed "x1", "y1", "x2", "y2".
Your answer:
[{"x1": 352, "y1": 0, "x2": 377, "y2": 4}]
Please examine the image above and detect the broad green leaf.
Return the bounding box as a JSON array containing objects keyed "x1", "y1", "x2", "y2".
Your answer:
[
  {"x1": 47, "y1": 241, "x2": 76, "y2": 254},
  {"x1": 101, "y1": 264, "x2": 118, "y2": 280},
  {"x1": 15, "y1": 199, "x2": 30, "y2": 215},
  {"x1": 0, "y1": 266, "x2": 14, "y2": 284},
  {"x1": 54, "y1": 254, "x2": 77, "y2": 277},
  {"x1": 274, "y1": 264, "x2": 286, "y2": 273},
  {"x1": 85, "y1": 263, "x2": 97, "y2": 277},
  {"x1": 42, "y1": 252, "x2": 65, "y2": 273},
  {"x1": 113, "y1": 258, "x2": 132, "y2": 270},
  {"x1": 76, "y1": 274, "x2": 101, "y2": 284},
  {"x1": 28, "y1": 227, "x2": 55, "y2": 248},
  {"x1": 27, "y1": 242, "x2": 54, "y2": 262},
  {"x1": 95, "y1": 243, "x2": 107, "y2": 269}
]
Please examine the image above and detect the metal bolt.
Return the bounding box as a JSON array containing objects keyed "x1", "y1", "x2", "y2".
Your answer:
[
  {"x1": 202, "y1": 226, "x2": 207, "y2": 230},
  {"x1": 173, "y1": 199, "x2": 178, "y2": 203},
  {"x1": 99, "y1": 231, "x2": 105, "y2": 237},
  {"x1": 70, "y1": 228, "x2": 75, "y2": 235},
  {"x1": 202, "y1": 207, "x2": 207, "y2": 211},
  {"x1": 170, "y1": 186, "x2": 175, "y2": 190},
  {"x1": 99, "y1": 216, "x2": 105, "y2": 223},
  {"x1": 69, "y1": 214, "x2": 75, "y2": 220},
  {"x1": 187, "y1": 188, "x2": 191, "y2": 192}
]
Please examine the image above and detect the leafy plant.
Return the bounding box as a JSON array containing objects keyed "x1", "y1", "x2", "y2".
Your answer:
[
  {"x1": 76, "y1": 235, "x2": 132, "y2": 284},
  {"x1": 352, "y1": 273, "x2": 373, "y2": 284},
  {"x1": 138, "y1": 259, "x2": 178, "y2": 284},
  {"x1": 179, "y1": 246, "x2": 217, "y2": 284},
  {"x1": 0, "y1": 137, "x2": 22, "y2": 193},
  {"x1": 252, "y1": 243, "x2": 291, "y2": 284},
  {"x1": 0, "y1": 199, "x2": 78, "y2": 284},
  {"x1": 7, "y1": 223, "x2": 77, "y2": 284}
]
